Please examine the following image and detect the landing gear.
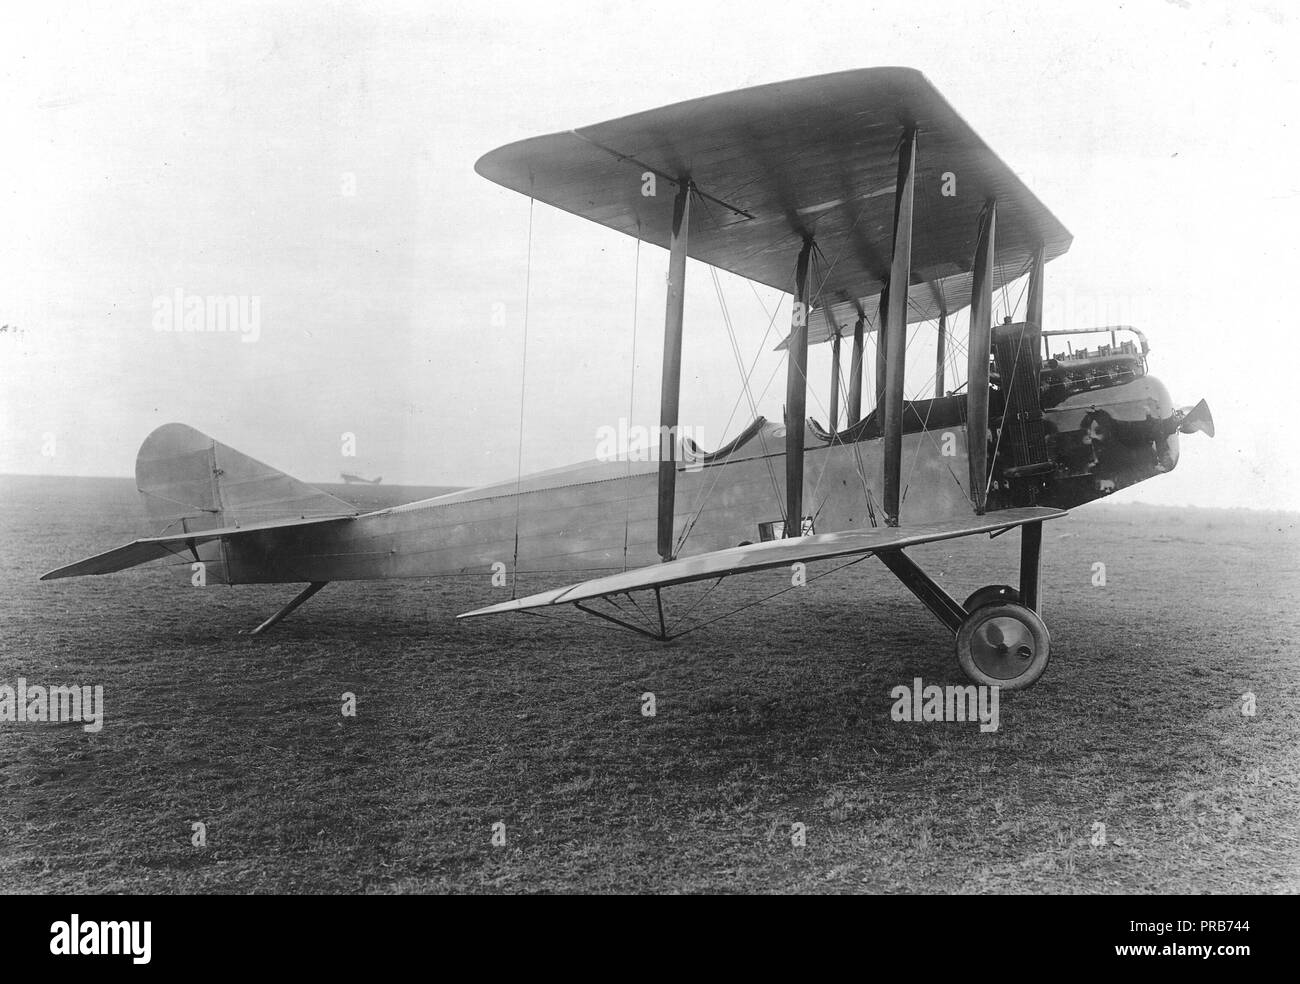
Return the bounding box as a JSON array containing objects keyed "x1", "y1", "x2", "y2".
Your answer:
[
  {"x1": 876, "y1": 518, "x2": 1054, "y2": 691},
  {"x1": 955, "y1": 601, "x2": 1050, "y2": 690}
]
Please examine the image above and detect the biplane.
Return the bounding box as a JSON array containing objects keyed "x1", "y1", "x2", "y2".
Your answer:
[{"x1": 43, "y1": 68, "x2": 1213, "y2": 690}]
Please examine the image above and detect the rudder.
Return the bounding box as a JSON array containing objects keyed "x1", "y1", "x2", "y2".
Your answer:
[{"x1": 135, "y1": 423, "x2": 356, "y2": 535}]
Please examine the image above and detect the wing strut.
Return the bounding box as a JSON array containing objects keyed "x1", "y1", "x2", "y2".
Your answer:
[
  {"x1": 875, "y1": 287, "x2": 888, "y2": 409},
  {"x1": 934, "y1": 311, "x2": 947, "y2": 397},
  {"x1": 967, "y1": 199, "x2": 998, "y2": 513},
  {"x1": 847, "y1": 315, "x2": 865, "y2": 424},
  {"x1": 784, "y1": 237, "x2": 814, "y2": 534},
  {"x1": 828, "y1": 331, "x2": 842, "y2": 435},
  {"x1": 657, "y1": 180, "x2": 691, "y2": 561},
  {"x1": 1027, "y1": 242, "x2": 1045, "y2": 328},
  {"x1": 882, "y1": 126, "x2": 917, "y2": 526}
]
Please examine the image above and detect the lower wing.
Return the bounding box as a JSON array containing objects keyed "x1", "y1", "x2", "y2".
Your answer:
[{"x1": 458, "y1": 506, "x2": 1066, "y2": 618}]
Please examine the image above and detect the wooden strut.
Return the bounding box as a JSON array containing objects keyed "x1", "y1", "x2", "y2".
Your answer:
[
  {"x1": 876, "y1": 520, "x2": 1046, "y2": 635},
  {"x1": 828, "y1": 331, "x2": 842, "y2": 435},
  {"x1": 250, "y1": 581, "x2": 328, "y2": 635},
  {"x1": 967, "y1": 199, "x2": 998, "y2": 513},
  {"x1": 875, "y1": 550, "x2": 966, "y2": 632},
  {"x1": 881, "y1": 126, "x2": 917, "y2": 527},
  {"x1": 1027, "y1": 243, "x2": 1046, "y2": 329},
  {"x1": 935, "y1": 312, "x2": 947, "y2": 397},
  {"x1": 574, "y1": 600, "x2": 667, "y2": 641},
  {"x1": 784, "y1": 237, "x2": 814, "y2": 535},
  {"x1": 875, "y1": 288, "x2": 888, "y2": 411},
  {"x1": 657, "y1": 180, "x2": 692, "y2": 561},
  {"x1": 1019, "y1": 520, "x2": 1043, "y2": 614},
  {"x1": 848, "y1": 315, "x2": 865, "y2": 424}
]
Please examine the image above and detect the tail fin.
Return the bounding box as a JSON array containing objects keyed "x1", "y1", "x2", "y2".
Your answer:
[{"x1": 136, "y1": 423, "x2": 355, "y2": 535}]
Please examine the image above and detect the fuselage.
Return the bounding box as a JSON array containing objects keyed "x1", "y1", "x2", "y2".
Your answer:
[{"x1": 213, "y1": 366, "x2": 1180, "y2": 585}]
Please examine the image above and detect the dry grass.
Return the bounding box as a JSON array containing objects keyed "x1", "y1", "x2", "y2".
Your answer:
[{"x1": 2, "y1": 475, "x2": 1297, "y2": 893}]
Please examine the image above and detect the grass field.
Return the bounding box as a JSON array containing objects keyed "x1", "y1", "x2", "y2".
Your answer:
[{"x1": 2, "y1": 474, "x2": 1297, "y2": 893}]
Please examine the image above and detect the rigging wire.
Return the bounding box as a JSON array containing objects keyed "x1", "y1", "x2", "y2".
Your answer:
[
  {"x1": 707, "y1": 266, "x2": 786, "y2": 513},
  {"x1": 673, "y1": 269, "x2": 789, "y2": 555},
  {"x1": 664, "y1": 553, "x2": 870, "y2": 639},
  {"x1": 898, "y1": 328, "x2": 968, "y2": 502},
  {"x1": 747, "y1": 279, "x2": 776, "y2": 323},
  {"x1": 1010, "y1": 266, "x2": 1031, "y2": 322},
  {"x1": 711, "y1": 266, "x2": 763, "y2": 423},
  {"x1": 665, "y1": 576, "x2": 727, "y2": 636},
  {"x1": 985, "y1": 319, "x2": 1031, "y2": 499},
  {"x1": 802, "y1": 250, "x2": 852, "y2": 517}
]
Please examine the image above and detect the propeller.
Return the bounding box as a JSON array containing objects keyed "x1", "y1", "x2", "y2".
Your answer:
[{"x1": 1176, "y1": 398, "x2": 1215, "y2": 438}]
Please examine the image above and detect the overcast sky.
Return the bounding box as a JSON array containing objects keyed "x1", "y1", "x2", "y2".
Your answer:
[{"x1": 3, "y1": 0, "x2": 1297, "y2": 510}]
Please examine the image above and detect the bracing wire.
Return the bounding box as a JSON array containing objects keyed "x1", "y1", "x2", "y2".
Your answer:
[
  {"x1": 664, "y1": 553, "x2": 871, "y2": 638},
  {"x1": 673, "y1": 268, "x2": 790, "y2": 555},
  {"x1": 985, "y1": 319, "x2": 1031, "y2": 499}
]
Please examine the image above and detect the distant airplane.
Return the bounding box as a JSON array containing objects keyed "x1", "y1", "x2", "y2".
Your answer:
[
  {"x1": 43, "y1": 68, "x2": 1213, "y2": 690},
  {"x1": 340, "y1": 473, "x2": 383, "y2": 485}
]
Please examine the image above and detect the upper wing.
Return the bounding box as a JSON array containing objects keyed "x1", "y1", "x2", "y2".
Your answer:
[
  {"x1": 459, "y1": 506, "x2": 1065, "y2": 618},
  {"x1": 40, "y1": 515, "x2": 354, "y2": 580},
  {"x1": 474, "y1": 67, "x2": 1071, "y2": 331}
]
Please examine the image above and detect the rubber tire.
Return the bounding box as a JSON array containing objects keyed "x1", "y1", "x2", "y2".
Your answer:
[
  {"x1": 963, "y1": 584, "x2": 1021, "y2": 612},
  {"x1": 955, "y1": 601, "x2": 1051, "y2": 691}
]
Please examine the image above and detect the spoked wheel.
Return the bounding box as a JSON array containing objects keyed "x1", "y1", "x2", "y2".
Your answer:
[
  {"x1": 963, "y1": 583, "x2": 1020, "y2": 612},
  {"x1": 955, "y1": 601, "x2": 1050, "y2": 691}
]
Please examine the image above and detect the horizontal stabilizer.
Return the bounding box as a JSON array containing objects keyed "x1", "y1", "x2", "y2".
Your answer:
[
  {"x1": 40, "y1": 515, "x2": 353, "y2": 580},
  {"x1": 458, "y1": 506, "x2": 1066, "y2": 618}
]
